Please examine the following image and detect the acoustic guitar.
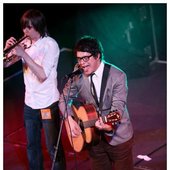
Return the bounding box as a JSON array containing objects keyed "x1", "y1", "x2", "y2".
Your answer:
[{"x1": 65, "y1": 104, "x2": 121, "y2": 152}]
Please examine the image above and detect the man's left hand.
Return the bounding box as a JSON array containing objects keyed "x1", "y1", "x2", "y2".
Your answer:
[{"x1": 95, "y1": 117, "x2": 113, "y2": 131}]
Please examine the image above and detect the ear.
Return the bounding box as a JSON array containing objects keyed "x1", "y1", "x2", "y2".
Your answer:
[{"x1": 96, "y1": 53, "x2": 100, "y2": 60}]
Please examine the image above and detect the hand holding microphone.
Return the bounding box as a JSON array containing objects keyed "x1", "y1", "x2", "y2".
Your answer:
[{"x1": 65, "y1": 68, "x2": 83, "y2": 78}]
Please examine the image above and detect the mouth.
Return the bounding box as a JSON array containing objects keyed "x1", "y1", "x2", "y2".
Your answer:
[
  {"x1": 81, "y1": 65, "x2": 91, "y2": 75},
  {"x1": 81, "y1": 65, "x2": 89, "y2": 70}
]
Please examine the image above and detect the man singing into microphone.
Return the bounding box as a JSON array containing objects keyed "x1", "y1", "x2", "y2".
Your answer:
[{"x1": 59, "y1": 35, "x2": 134, "y2": 170}]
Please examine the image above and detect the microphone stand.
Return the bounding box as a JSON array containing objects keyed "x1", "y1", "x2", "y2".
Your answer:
[
  {"x1": 51, "y1": 77, "x2": 73, "y2": 170},
  {"x1": 51, "y1": 116, "x2": 65, "y2": 170}
]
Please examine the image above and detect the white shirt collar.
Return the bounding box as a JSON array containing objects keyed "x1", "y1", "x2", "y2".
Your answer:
[{"x1": 94, "y1": 61, "x2": 104, "y2": 77}]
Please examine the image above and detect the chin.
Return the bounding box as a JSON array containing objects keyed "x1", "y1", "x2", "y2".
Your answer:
[{"x1": 83, "y1": 70, "x2": 91, "y2": 76}]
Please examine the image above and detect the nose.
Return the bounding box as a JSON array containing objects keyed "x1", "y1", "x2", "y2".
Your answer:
[{"x1": 78, "y1": 59, "x2": 86, "y2": 66}]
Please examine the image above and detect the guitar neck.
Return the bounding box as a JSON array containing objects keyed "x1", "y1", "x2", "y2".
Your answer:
[{"x1": 83, "y1": 116, "x2": 106, "y2": 129}]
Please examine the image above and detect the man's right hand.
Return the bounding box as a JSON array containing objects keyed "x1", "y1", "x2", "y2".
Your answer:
[
  {"x1": 67, "y1": 116, "x2": 82, "y2": 137},
  {"x1": 4, "y1": 37, "x2": 16, "y2": 50}
]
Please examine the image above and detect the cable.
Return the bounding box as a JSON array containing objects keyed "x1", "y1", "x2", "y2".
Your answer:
[{"x1": 134, "y1": 143, "x2": 166, "y2": 166}]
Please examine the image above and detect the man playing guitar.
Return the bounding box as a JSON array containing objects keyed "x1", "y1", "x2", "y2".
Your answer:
[{"x1": 59, "y1": 35, "x2": 134, "y2": 170}]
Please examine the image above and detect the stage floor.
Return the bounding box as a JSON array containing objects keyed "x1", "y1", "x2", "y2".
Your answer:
[{"x1": 4, "y1": 63, "x2": 166, "y2": 170}]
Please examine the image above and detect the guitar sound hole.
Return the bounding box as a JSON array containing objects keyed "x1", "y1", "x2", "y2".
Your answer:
[{"x1": 78, "y1": 119, "x2": 85, "y2": 132}]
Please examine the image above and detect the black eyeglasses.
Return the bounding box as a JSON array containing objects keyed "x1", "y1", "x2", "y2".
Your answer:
[{"x1": 76, "y1": 54, "x2": 93, "y2": 62}]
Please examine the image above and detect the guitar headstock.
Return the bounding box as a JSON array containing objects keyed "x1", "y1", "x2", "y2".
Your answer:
[{"x1": 105, "y1": 111, "x2": 121, "y2": 125}]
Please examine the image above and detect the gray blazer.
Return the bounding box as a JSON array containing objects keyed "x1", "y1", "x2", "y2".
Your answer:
[{"x1": 59, "y1": 61, "x2": 133, "y2": 146}]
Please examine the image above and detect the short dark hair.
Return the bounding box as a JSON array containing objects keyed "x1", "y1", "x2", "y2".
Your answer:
[
  {"x1": 74, "y1": 35, "x2": 104, "y2": 60},
  {"x1": 20, "y1": 9, "x2": 48, "y2": 37}
]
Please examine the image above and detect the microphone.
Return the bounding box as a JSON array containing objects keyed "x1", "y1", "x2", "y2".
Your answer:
[{"x1": 65, "y1": 68, "x2": 83, "y2": 78}]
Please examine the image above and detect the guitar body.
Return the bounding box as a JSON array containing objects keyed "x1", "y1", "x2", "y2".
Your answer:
[
  {"x1": 65, "y1": 103, "x2": 121, "y2": 152},
  {"x1": 73, "y1": 104, "x2": 101, "y2": 143},
  {"x1": 64, "y1": 119, "x2": 84, "y2": 152},
  {"x1": 65, "y1": 104, "x2": 98, "y2": 152}
]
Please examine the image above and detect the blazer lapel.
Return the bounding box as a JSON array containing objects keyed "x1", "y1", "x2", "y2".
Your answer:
[{"x1": 99, "y1": 63, "x2": 111, "y2": 111}]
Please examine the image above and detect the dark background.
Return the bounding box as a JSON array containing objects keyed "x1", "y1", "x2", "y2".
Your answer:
[
  {"x1": 3, "y1": 3, "x2": 166, "y2": 85},
  {"x1": 3, "y1": 4, "x2": 167, "y2": 170}
]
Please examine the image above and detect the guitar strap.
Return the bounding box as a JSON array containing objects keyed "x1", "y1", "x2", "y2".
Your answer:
[{"x1": 98, "y1": 63, "x2": 111, "y2": 115}]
